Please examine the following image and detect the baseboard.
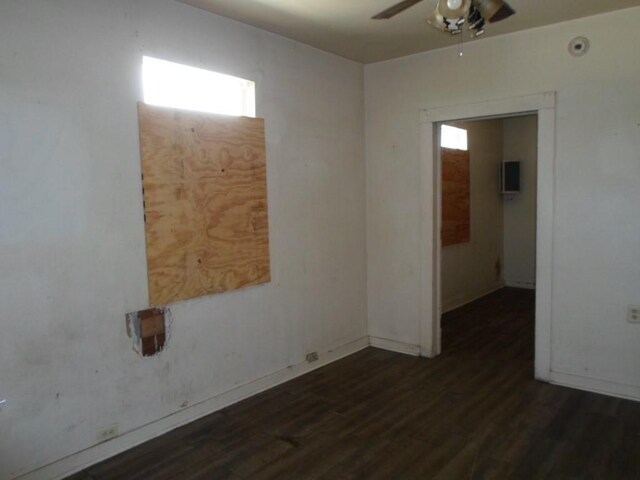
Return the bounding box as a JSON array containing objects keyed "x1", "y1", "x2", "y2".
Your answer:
[
  {"x1": 18, "y1": 336, "x2": 370, "y2": 480},
  {"x1": 505, "y1": 279, "x2": 536, "y2": 290},
  {"x1": 549, "y1": 370, "x2": 640, "y2": 402},
  {"x1": 369, "y1": 336, "x2": 421, "y2": 356},
  {"x1": 442, "y1": 284, "x2": 505, "y2": 313}
]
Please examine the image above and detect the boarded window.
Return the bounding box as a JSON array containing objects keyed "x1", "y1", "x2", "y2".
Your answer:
[
  {"x1": 442, "y1": 148, "x2": 470, "y2": 247},
  {"x1": 138, "y1": 103, "x2": 270, "y2": 305}
]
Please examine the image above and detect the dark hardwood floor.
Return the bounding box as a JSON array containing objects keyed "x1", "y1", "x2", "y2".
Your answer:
[{"x1": 69, "y1": 288, "x2": 640, "y2": 479}]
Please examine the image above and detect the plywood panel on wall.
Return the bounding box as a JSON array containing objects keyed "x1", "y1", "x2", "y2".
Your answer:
[
  {"x1": 442, "y1": 148, "x2": 470, "y2": 247},
  {"x1": 138, "y1": 103, "x2": 270, "y2": 306}
]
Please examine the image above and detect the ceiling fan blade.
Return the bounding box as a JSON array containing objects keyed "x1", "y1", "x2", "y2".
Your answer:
[
  {"x1": 489, "y1": 1, "x2": 515, "y2": 22},
  {"x1": 372, "y1": 0, "x2": 423, "y2": 19},
  {"x1": 473, "y1": 0, "x2": 516, "y2": 23}
]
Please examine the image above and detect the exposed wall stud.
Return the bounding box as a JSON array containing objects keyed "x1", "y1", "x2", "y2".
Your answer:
[{"x1": 125, "y1": 308, "x2": 170, "y2": 357}]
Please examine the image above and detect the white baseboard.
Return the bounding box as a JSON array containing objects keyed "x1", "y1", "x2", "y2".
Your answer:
[
  {"x1": 442, "y1": 284, "x2": 505, "y2": 313},
  {"x1": 505, "y1": 279, "x2": 536, "y2": 290},
  {"x1": 18, "y1": 336, "x2": 370, "y2": 480},
  {"x1": 369, "y1": 336, "x2": 421, "y2": 356},
  {"x1": 549, "y1": 370, "x2": 640, "y2": 402}
]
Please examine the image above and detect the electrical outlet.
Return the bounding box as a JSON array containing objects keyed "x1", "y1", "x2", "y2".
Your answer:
[
  {"x1": 628, "y1": 305, "x2": 640, "y2": 324},
  {"x1": 97, "y1": 424, "x2": 119, "y2": 443},
  {"x1": 306, "y1": 352, "x2": 319, "y2": 363}
]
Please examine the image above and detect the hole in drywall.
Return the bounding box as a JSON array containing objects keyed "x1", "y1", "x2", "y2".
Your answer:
[{"x1": 125, "y1": 307, "x2": 171, "y2": 357}]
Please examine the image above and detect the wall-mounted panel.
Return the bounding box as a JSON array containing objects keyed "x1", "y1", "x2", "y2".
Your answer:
[{"x1": 138, "y1": 103, "x2": 270, "y2": 306}]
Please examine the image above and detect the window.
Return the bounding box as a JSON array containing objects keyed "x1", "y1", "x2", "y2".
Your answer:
[
  {"x1": 142, "y1": 56, "x2": 255, "y2": 117},
  {"x1": 441, "y1": 125, "x2": 468, "y2": 150}
]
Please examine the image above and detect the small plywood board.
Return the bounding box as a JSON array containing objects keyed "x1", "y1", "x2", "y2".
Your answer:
[
  {"x1": 138, "y1": 103, "x2": 270, "y2": 306},
  {"x1": 442, "y1": 148, "x2": 470, "y2": 247}
]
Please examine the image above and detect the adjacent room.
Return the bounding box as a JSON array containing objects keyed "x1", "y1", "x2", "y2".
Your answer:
[
  {"x1": 440, "y1": 116, "x2": 538, "y2": 351},
  {"x1": 1, "y1": 1, "x2": 639, "y2": 479}
]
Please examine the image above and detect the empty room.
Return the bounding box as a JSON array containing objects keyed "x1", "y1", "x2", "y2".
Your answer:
[{"x1": 1, "y1": 1, "x2": 639, "y2": 479}]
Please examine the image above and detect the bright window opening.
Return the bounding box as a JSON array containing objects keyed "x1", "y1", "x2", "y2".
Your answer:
[
  {"x1": 142, "y1": 56, "x2": 255, "y2": 117},
  {"x1": 441, "y1": 125, "x2": 468, "y2": 151}
]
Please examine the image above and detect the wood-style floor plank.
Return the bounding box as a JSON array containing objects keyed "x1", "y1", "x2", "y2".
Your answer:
[{"x1": 67, "y1": 288, "x2": 640, "y2": 479}]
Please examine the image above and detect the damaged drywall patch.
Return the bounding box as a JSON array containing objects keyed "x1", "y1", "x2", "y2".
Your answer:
[{"x1": 125, "y1": 307, "x2": 172, "y2": 357}]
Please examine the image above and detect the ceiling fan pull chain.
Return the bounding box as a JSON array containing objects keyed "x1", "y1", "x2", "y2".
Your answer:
[{"x1": 459, "y1": 28, "x2": 464, "y2": 57}]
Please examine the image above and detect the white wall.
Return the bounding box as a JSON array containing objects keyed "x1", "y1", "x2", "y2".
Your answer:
[
  {"x1": 503, "y1": 115, "x2": 538, "y2": 289},
  {"x1": 366, "y1": 9, "x2": 640, "y2": 396},
  {"x1": 0, "y1": 1, "x2": 367, "y2": 478},
  {"x1": 441, "y1": 120, "x2": 505, "y2": 312}
]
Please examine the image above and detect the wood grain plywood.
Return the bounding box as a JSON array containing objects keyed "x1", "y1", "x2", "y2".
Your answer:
[
  {"x1": 138, "y1": 103, "x2": 270, "y2": 306},
  {"x1": 442, "y1": 148, "x2": 470, "y2": 247}
]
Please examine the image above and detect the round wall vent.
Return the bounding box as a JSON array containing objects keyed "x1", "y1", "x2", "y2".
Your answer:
[{"x1": 569, "y1": 37, "x2": 590, "y2": 57}]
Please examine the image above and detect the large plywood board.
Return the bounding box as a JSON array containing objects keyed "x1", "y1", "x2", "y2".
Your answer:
[
  {"x1": 138, "y1": 103, "x2": 270, "y2": 306},
  {"x1": 442, "y1": 148, "x2": 470, "y2": 247}
]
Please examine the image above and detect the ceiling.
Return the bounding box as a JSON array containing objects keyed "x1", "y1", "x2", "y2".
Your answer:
[{"x1": 178, "y1": 0, "x2": 640, "y2": 63}]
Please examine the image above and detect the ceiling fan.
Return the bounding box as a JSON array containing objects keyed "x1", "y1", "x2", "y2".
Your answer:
[{"x1": 373, "y1": 0, "x2": 515, "y2": 38}]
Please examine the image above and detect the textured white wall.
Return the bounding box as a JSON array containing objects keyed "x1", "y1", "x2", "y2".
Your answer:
[
  {"x1": 441, "y1": 120, "x2": 505, "y2": 312},
  {"x1": 503, "y1": 115, "x2": 538, "y2": 289},
  {"x1": 0, "y1": 1, "x2": 366, "y2": 478},
  {"x1": 366, "y1": 9, "x2": 640, "y2": 395}
]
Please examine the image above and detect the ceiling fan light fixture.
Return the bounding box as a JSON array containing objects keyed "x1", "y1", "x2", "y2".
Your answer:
[
  {"x1": 472, "y1": 0, "x2": 515, "y2": 23},
  {"x1": 417, "y1": 0, "x2": 516, "y2": 43},
  {"x1": 426, "y1": 0, "x2": 471, "y2": 33},
  {"x1": 437, "y1": 0, "x2": 471, "y2": 18},
  {"x1": 425, "y1": 10, "x2": 447, "y2": 31}
]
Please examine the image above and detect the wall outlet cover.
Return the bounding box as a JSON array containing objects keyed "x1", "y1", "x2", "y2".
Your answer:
[{"x1": 628, "y1": 305, "x2": 640, "y2": 324}]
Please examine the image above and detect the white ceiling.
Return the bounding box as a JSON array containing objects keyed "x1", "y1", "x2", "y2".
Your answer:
[{"x1": 178, "y1": 0, "x2": 639, "y2": 63}]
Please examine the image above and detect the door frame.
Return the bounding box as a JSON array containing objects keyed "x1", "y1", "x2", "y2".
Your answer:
[{"x1": 419, "y1": 92, "x2": 556, "y2": 381}]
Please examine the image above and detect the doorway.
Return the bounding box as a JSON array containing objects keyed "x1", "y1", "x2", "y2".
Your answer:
[
  {"x1": 439, "y1": 115, "x2": 538, "y2": 358},
  {"x1": 419, "y1": 93, "x2": 556, "y2": 381}
]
